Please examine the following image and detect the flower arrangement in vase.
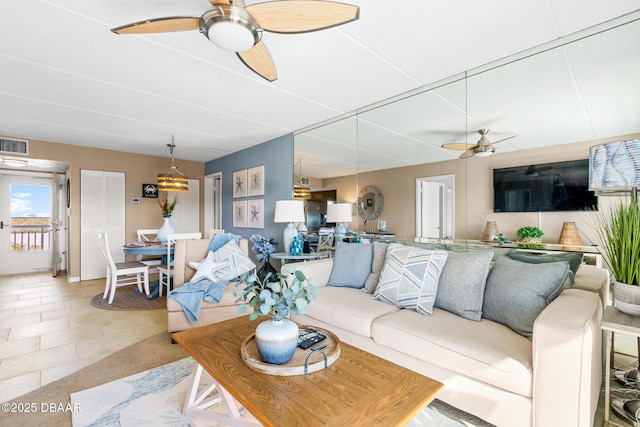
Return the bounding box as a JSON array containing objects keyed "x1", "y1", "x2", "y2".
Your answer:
[
  {"x1": 159, "y1": 195, "x2": 178, "y2": 217},
  {"x1": 250, "y1": 234, "x2": 277, "y2": 282},
  {"x1": 157, "y1": 195, "x2": 178, "y2": 243},
  {"x1": 233, "y1": 267, "x2": 318, "y2": 364}
]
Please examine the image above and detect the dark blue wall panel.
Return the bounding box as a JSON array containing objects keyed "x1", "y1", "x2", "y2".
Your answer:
[{"x1": 205, "y1": 134, "x2": 293, "y2": 252}]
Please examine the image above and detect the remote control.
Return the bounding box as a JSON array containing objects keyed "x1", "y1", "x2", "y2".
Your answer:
[{"x1": 297, "y1": 328, "x2": 327, "y2": 350}]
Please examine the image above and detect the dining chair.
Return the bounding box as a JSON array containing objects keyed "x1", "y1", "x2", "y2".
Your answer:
[
  {"x1": 157, "y1": 232, "x2": 202, "y2": 296},
  {"x1": 136, "y1": 228, "x2": 162, "y2": 272},
  {"x1": 209, "y1": 229, "x2": 225, "y2": 238},
  {"x1": 98, "y1": 232, "x2": 150, "y2": 304},
  {"x1": 316, "y1": 234, "x2": 334, "y2": 258}
]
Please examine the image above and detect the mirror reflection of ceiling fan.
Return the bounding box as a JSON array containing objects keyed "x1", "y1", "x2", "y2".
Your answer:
[
  {"x1": 441, "y1": 129, "x2": 517, "y2": 159},
  {"x1": 111, "y1": 0, "x2": 360, "y2": 82}
]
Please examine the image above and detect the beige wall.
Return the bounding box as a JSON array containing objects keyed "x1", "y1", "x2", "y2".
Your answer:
[
  {"x1": 27, "y1": 139, "x2": 204, "y2": 279},
  {"x1": 319, "y1": 132, "x2": 640, "y2": 244}
]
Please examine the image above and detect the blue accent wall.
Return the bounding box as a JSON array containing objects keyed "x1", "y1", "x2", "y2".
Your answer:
[{"x1": 205, "y1": 134, "x2": 293, "y2": 252}]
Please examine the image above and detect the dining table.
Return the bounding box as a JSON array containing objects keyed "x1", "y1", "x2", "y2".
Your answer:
[{"x1": 122, "y1": 243, "x2": 174, "y2": 299}]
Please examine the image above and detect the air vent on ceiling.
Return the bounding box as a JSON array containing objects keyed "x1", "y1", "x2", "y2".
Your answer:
[
  {"x1": 0, "y1": 137, "x2": 29, "y2": 155},
  {"x1": 300, "y1": 177, "x2": 310, "y2": 185}
]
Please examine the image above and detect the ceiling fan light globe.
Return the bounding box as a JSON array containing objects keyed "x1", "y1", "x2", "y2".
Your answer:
[
  {"x1": 474, "y1": 149, "x2": 494, "y2": 157},
  {"x1": 202, "y1": 7, "x2": 260, "y2": 52}
]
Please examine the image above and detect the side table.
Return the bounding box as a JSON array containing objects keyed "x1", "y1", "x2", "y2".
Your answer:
[
  {"x1": 270, "y1": 252, "x2": 321, "y2": 263},
  {"x1": 601, "y1": 305, "x2": 640, "y2": 425}
]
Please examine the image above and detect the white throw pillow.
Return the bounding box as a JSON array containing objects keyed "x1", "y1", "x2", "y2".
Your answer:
[
  {"x1": 190, "y1": 251, "x2": 230, "y2": 283},
  {"x1": 374, "y1": 244, "x2": 448, "y2": 315}
]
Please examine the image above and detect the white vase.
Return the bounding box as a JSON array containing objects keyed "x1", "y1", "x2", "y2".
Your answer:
[
  {"x1": 255, "y1": 319, "x2": 299, "y2": 365},
  {"x1": 157, "y1": 217, "x2": 174, "y2": 244},
  {"x1": 614, "y1": 281, "x2": 640, "y2": 316}
]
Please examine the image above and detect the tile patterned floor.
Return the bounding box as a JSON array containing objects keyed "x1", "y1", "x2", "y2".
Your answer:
[{"x1": 0, "y1": 272, "x2": 166, "y2": 403}]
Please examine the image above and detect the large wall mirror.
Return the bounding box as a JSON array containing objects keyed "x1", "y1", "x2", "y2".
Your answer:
[{"x1": 294, "y1": 12, "x2": 640, "y2": 243}]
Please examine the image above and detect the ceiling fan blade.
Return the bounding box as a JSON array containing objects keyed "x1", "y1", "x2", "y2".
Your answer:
[
  {"x1": 111, "y1": 17, "x2": 201, "y2": 34},
  {"x1": 237, "y1": 41, "x2": 278, "y2": 82},
  {"x1": 442, "y1": 143, "x2": 479, "y2": 151},
  {"x1": 208, "y1": 0, "x2": 230, "y2": 5},
  {"x1": 246, "y1": 1, "x2": 359, "y2": 34},
  {"x1": 459, "y1": 149, "x2": 476, "y2": 159},
  {"x1": 489, "y1": 135, "x2": 517, "y2": 145}
]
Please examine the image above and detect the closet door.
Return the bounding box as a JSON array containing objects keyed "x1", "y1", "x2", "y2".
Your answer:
[
  {"x1": 168, "y1": 178, "x2": 200, "y2": 233},
  {"x1": 80, "y1": 170, "x2": 125, "y2": 280}
]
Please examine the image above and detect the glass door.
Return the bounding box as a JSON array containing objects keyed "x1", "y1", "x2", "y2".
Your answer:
[{"x1": 0, "y1": 173, "x2": 53, "y2": 275}]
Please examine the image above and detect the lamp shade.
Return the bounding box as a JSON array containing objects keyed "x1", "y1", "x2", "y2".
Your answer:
[
  {"x1": 274, "y1": 200, "x2": 305, "y2": 223},
  {"x1": 589, "y1": 139, "x2": 640, "y2": 195},
  {"x1": 326, "y1": 203, "x2": 352, "y2": 223}
]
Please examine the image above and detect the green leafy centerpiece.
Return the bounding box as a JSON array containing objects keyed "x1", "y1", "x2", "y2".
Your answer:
[
  {"x1": 234, "y1": 267, "x2": 319, "y2": 364},
  {"x1": 516, "y1": 226, "x2": 544, "y2": 249}
]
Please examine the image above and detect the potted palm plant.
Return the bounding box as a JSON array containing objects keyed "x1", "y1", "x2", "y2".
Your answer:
[{"x1": 593, "y1": 196, "x2": 640, "y2": 315}]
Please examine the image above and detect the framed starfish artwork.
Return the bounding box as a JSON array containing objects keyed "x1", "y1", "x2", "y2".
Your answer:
[
  {"x1": 248, "y1": 199, "x2": 264, "y2": 229},
  {"x1": 233, "y1": 169, "x2": 248, "y2": 198}
]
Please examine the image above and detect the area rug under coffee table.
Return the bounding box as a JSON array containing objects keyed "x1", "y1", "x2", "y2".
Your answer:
[{"x1": 70, "y1": 357, "x2": 493, "y2": 427}]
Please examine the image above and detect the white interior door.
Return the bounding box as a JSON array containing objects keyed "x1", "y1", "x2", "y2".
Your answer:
[
  {"x1": 420, "y1": 181, "x2": 444, "y2": 239},
  {"x1": 168, "y1": 178, "x2": 200, "y2": 233},
  {"x1": 0, "y1": 173, "x2": 53, "y2": 275},
  {"x1": 80, "y1": 170, "x2": 125, "y2": 280}
]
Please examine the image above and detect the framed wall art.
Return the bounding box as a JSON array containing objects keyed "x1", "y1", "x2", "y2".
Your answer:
[
  {"x1": 142, "y1": 183, "x2": 159, "y2": 198},
  {"x1": 233, "y1": 200, "x2": 248, "y2": 228},
  {"x1": 248, "y1": 165, "x2": 265, "y2": 197},
  {"x1": 247, "y1": 199, "x2": 264, "y2": 229},
  {"x1": 233, "y1": 169, "x2": 248, "y2": 198}
]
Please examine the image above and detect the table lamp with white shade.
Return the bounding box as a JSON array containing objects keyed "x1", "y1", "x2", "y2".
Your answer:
[
  {"x1": 274, "y1": 200, "x2": 305, "y2": 254},
  {"x1": 327, "y1": 203, "x2": 352, "y2": 243}
]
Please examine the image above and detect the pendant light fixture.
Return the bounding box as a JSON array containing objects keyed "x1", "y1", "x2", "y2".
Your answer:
[
  {"x1": 157, "y1": 137, "x2": 188, "y2": 192},
  {"x1": 293, "y1": 159, "x2": 311, "y2": 200}
]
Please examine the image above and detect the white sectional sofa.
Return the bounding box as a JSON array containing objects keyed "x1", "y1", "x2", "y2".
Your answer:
[{"x1": 169, "y1": 238, "x2": 608, "y2": 427}]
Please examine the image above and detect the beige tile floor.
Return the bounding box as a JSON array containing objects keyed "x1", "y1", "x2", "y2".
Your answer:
[{"x1": 0, "y1": 272, "x2": 166, "y2": 403}]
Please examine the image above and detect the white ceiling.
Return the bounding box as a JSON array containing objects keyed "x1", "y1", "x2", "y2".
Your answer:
[{"x1": 0, "y1": 1, "x2": 639, "y2": 172}]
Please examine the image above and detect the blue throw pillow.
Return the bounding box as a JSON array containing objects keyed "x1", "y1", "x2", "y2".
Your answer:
[{"x1": 327, "y1": 241, "x2": 373, "y2": 288}]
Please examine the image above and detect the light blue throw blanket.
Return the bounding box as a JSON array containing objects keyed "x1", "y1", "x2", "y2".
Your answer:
[
  {"x1": 208, "y1": 233, "x2": 241, "y2": 253},
  {"x1": 168, "y1": 278, "x2": 228, "y2": 324},
  {"x1": 168, "y1": 233, "x2": 242, "y2": 324}
]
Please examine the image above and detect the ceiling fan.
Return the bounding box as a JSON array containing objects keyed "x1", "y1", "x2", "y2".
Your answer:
[
  {"x1": 111, "y1": 0, "x2": 360, "y2": 82},
  {"x1": 441, "y1": 129, "x2": 516, "y2": 159}
]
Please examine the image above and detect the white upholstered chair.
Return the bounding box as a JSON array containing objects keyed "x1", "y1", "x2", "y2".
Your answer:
[
  {"x1": 98, "y1": 232, "x2": 150, "y2": 304},
  {"x1": 157, "y1": 232, "x2": 202, "y2": 296}
]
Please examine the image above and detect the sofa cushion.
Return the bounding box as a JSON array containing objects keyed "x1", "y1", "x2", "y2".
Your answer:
[
  {"x1": 327, "y1": 241, "x2": 373, "y2": 288},
  {"x1": 435, "y1": 250, "x2": 493, "y2": 321},
  {"x1": 362, "y1": 241, "x2": 389, "y2": 293},
  {"x1": 507, "y1": 252, "x2": 582, "y2": 286},
  {"x1": 304, "y1": 287, "x2": 399, "y2": 337},
  {"x1": 483, "y1": 257, "x2": 569, "y2": 339},
  {"x1": 209, "y1": 240, "x2": 256, "y2": 281},
  {"x1": 372, "y1": 308, "x2": 533, "y2": 397},
  {"x1": 374, "y1": 244, "x2": 448, "y2": 315}
]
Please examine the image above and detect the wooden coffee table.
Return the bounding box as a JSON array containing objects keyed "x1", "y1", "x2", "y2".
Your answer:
[{"x1": 172, "y1": 316, "x2": 443, "y2": 427}]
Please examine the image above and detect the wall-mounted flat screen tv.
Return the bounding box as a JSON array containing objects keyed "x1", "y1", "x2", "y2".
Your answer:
[{"x1": 493, "y1": 159, "x2": 598, "y2": 212}]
